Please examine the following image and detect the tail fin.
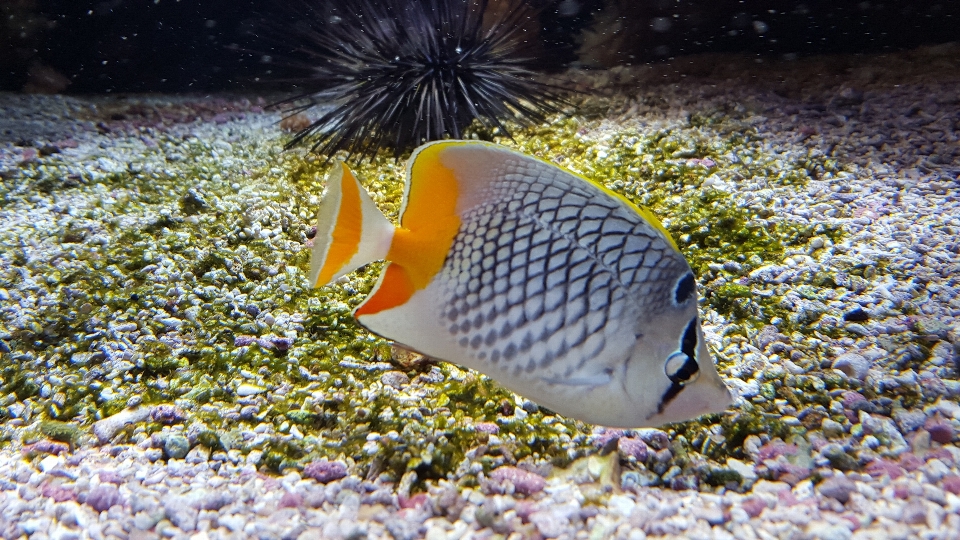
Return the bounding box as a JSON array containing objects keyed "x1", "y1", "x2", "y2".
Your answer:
[{"x1": 308, "y1": 163, "x2": 394, "y2": 288}]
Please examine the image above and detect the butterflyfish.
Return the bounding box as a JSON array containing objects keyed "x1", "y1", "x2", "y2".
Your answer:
[{"x1": 308, "y1": 140, "x2": 732, "y2": 427}]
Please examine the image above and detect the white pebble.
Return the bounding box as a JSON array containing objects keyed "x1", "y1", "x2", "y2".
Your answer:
[
  {"x1": 236, "y1": 384, "x2": 265, "y2": 396},
  {"x1": 38, "y1": 455, "x2": 62, "y2": 473},
  {"x1": 608, "y1": 494, "x2": 636, "y2": 517}
]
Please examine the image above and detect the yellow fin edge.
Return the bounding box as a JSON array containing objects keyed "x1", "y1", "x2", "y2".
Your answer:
[{"x1": 568, "y1": 168, "x2": 680, "y2": 252}]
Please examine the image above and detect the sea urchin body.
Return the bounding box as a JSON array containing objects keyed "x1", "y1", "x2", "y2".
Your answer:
[{"x1": 279, "y1": 0, "x2": 565, "y2": 160}]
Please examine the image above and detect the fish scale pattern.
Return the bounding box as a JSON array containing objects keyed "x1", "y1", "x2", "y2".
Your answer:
[{"x1": 438, "y1": 158, "x2": 690, "y2": 379}]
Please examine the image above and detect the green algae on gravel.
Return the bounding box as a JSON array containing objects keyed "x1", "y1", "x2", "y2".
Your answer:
[{"x1": 2, "y1": 93, "x2": 919, "y2": 492}]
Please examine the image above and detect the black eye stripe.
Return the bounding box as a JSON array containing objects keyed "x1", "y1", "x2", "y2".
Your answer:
[
  {"x1": 653, "y1": 318, "x2": 703, "y2": 416},
  {"x1": 674, "y1": 272, "x2": 695, "y2": 304},
  {"x1": 656, "y1": 382, "x2": 684, "y2": 415},
  {"x1": 680, "y1": 317, "x2": 699, "y2": 365}
]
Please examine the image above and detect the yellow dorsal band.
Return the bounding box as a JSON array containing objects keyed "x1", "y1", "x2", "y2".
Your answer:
[
  {"x1": 315, "y1": 163, "x2": 363, "y2": 287},
  {"x1": 356, "y1": 144, "x2": 461, "y2": 315},
  {"x1": 634, "y1": 204, "x2": 679, "y2": 252},
  {"x1": 568, "y1": 169, "x2": 680, "y2": 252}
]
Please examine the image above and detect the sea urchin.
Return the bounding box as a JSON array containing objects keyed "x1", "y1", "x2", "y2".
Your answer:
[{"x1": 278, "y1": 0, "x2": 566, "y2": 160}]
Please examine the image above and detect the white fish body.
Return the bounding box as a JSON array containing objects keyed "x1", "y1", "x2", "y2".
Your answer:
[{"x1": 308, "y1": 140, "x2": 732, "y2": 427}]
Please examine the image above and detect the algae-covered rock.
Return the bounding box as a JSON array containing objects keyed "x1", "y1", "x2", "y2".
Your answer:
[{"x1": 39, "y1": 420, "x2": 83, "y2": 446}]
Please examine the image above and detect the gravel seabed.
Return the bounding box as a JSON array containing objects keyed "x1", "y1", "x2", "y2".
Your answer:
[{"x1": 1, "y1": 45, "x2": 960, "y2": 540}]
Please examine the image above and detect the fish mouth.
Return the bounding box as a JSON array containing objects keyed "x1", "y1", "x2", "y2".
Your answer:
[{"x1": 656, "y1": 381, "x2": 731, "y2": 424}]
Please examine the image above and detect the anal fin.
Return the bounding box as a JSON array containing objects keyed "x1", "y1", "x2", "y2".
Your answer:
[{"x1": 355, "y1": 262, "x2": 416, "y2": 317}]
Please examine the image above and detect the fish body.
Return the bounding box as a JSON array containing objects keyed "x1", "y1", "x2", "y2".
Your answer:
[{"x1": 308, "y1": 140, "x2": 732, "y2": 427}]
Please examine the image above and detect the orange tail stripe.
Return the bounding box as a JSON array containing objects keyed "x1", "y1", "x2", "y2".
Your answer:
[
  {"x1": 354, "y1": 263, "x2": 416, "y2": 317},
  {"x1": 356, "y1": 143, "x2": 462, "y2": 315},
  {"x1": 316, "y1": 164, "x2": 363, "y2": 287}
]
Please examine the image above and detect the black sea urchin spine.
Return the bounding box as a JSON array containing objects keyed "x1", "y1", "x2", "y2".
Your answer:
[{"x1": 277, "y1": 0, "x2": 566, "y2": 160}]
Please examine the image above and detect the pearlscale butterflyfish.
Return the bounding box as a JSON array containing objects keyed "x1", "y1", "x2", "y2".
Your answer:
[{"x1": 307, "y1": 140, "x2": 732, "y2": 427}]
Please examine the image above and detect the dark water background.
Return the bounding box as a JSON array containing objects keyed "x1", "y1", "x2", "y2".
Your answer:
[{"x1": 1, "y1": 0, "x2": 958, "y2": 93}]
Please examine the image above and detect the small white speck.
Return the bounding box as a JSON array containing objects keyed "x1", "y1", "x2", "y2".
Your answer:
[{"x1": 650, "y1": 17, "x2": 672, "y2": 33}]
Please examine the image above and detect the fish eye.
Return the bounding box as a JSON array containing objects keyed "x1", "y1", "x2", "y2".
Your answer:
[
  {"x1": 664, "y1": 317, "x2": 702, "y2": 385},
  {"x1": 674, "y1": 272, "x2": 695, "y2": 304},
  {"x1": 664, "y1": 351, "x2": 700, "y2": 384}
]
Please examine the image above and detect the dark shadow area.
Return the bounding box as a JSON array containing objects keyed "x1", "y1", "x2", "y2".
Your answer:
[{"x1": 1, "y1": 0, "x2": 958, "y2": 93}]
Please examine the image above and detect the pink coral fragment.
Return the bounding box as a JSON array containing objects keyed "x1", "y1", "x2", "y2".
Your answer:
[
  {"x1": 303, "y1": 459, "x2": 347, "y2": 483},
  {"x1": 489, "y1": 466, "x2": 546, "y2": 496},
  {"x1": 865, "y1": 458, "x2": 904, "y2": 479}
]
